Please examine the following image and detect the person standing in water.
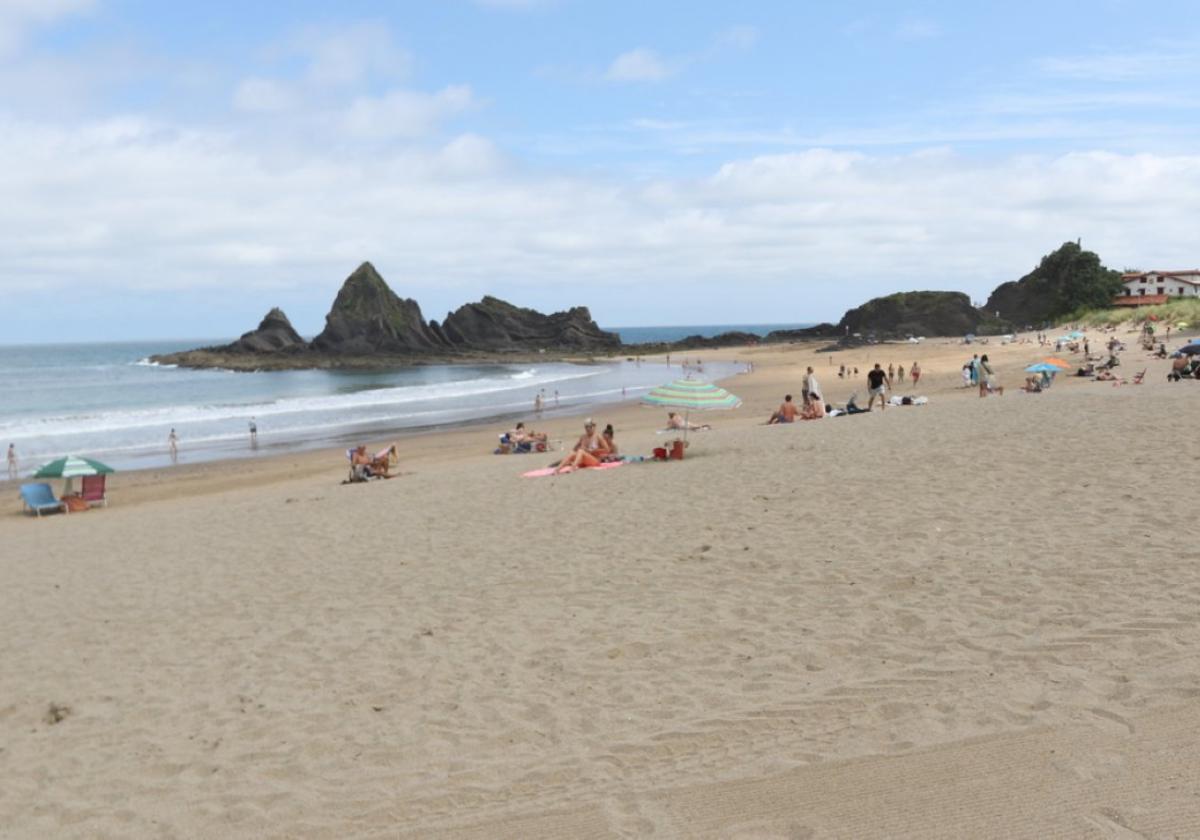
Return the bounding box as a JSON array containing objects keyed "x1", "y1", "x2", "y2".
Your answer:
[
  {"x1": 534, "y1": 392, "x2": 543, "y2": 416},
  {"x1": 168, "y1": 429, "x2": 179, "y2": 462},
  {"x1": 6, "y1": 444, "x2": 17, "y2": 480},
  {"x1": 249, "y1": 418, "x2": 258, "y2": 448}
]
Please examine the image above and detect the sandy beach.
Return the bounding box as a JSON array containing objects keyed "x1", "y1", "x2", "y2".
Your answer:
[{"x1": 3, "y1": 334, "x2": 1199, "y2": 839}]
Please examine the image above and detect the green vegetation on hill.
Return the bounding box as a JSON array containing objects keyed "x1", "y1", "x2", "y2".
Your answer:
[
  {"x1": 1069, "y1": 297, "x2": 1200, "y2": 328},
  {"x1": 838, "y1": 290, "x2": 983, "y2": 338},
  {"x1": 985, "y1": 241, "x2": 1122, "y2": 325}
]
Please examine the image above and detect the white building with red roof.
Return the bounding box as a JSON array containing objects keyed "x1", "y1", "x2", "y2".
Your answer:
[{"x1": 1115, "y1": 270, "x2": 1200, "y2": 305}]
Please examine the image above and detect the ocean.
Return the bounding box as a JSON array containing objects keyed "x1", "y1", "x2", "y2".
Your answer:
[
  {"x1": 0, "y1": 336, "x2": 750, "y2": 475},
  {"x1": 607, "y1": 323, "x2": 813, "y2": 344}
]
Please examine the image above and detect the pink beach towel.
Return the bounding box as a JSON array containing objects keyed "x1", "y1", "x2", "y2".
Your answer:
[{"x1": 522, "y1": 461, "x2": 625, "y2": 479}]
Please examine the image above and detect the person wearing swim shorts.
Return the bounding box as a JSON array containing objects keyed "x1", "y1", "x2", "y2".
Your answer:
[{"x1": 867, "y1": 363, "x2": 890, "y2": 411}]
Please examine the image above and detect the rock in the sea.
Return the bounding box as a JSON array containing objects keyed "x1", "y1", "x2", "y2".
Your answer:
[
  {"x1": 440, "y1": 295, "x2": 620, "y2": 352},
  {"x1": 229, "y1": 307, "x2": 306, "y2": 353},
  {"x1": 311, "y1": 262, "x2": 448, "y2": 355}
]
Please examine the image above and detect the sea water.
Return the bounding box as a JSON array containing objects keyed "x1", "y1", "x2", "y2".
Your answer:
[{"x1": 0, "y1": 339, "x2": 744, "y2": 473}]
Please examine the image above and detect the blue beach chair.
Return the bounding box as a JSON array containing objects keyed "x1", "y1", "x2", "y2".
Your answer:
[{"x1": 20, "y1": 483, "x2": 66, "y2": 517}]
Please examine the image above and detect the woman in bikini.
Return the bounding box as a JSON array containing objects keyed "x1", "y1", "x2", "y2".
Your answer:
[{"x1": 556, "y1": 419, "x2": 610, "y2": 473}]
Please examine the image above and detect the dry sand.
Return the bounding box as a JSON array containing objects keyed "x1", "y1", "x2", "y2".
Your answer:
[{"x1": 3, "y1": 332, "x2": 1199, "y2": 839}]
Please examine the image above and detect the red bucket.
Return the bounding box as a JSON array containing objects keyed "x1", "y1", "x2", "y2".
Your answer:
[{"x1": 670, "y1": 440, "x2": 686, "y2": 460}]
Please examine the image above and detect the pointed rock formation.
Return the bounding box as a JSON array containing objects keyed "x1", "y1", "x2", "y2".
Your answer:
[
  {"x1": 229, "y1": 307, "x2": 306, "y2": 353},
  {"x1": 311, "y1": 262, "x2": 447, "y2": 355},
  {"x1": 441, "y1": 296, "x2": 620, "y2": 352}
]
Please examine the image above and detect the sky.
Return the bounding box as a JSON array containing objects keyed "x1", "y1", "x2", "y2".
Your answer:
[{"x1": 3, "y1": 0, "x2": 1200, "y2": 342}]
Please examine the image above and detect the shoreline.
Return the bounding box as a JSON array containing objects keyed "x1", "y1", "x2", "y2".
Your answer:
[{"x1": 5, "y1": 328, "x2": 1167, "y2": 512}]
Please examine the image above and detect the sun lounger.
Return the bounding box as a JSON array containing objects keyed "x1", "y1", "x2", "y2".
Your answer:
[
  {"x1": 81, "y1": 475, "x2": 108, "y2": 508},
  {"x1": 20, "y1": 483, "x2": 66, "y2": 517}
]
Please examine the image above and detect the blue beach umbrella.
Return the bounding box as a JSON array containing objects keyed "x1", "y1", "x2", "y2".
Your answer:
[{"x1": 1025, "y1": 363, "x2": 1062, "y2": 373}]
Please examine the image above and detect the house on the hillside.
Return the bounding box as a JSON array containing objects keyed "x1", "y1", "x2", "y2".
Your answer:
[{"x1": 1114, "y1": 270, "x2": 1200, "y2": 306}]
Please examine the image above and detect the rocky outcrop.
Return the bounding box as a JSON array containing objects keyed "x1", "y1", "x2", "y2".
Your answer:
[
  {"x1": 152, "y1": 262, "x2": 622, "y2": 369},
  {"x1": 228, "y1": 308, "x2": 306, "y2": 353},
  {"x1": 311, "y1": 262, "x2": 448, "y2": 355},
  {"x1": 984, "y1": 241, "x2": 1122, "y2": 326},
  {"x1": 836, "y1": 291, "x2": 981, "y2": 339},
  {"x1": 765, "y1": 323, "x2": 838, "y2": 342},
  {"x1": 440, "y1": 296, "x2": 619, "y2": 352}
]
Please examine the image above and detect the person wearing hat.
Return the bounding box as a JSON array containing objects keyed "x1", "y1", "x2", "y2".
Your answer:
[{"x1": 555, "y1": 418, "x2": 611, "y2": 473}]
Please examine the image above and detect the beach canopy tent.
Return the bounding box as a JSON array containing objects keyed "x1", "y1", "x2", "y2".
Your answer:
[
  {"x1": 642, "y1": 378, "x2": 741, "y2": 442},
  {"x1": 34, "y1": 455, "x2": 114, "y2": 496}
]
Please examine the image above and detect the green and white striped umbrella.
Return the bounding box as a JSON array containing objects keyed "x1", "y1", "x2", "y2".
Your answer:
[
  {"x1": 641, "y1": 378, "x2": 742, "y2": 411},
  {"x1": 34, "y1": 455, "x2": 116, "y2": 479}
]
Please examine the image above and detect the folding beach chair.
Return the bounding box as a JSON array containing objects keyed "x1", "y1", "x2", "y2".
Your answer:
[
  {"x1": 81, "y1": 475, "x2": 108, "y2": 508},
  {"x1": 19, "y1": 483, "x2": 66, "y2": 517}
]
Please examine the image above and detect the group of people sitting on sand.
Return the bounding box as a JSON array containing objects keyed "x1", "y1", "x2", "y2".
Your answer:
[
  {"x1": 766, "y1": 392, "x2": 826, "y2": 423},
  {"x1": 554, "y1": 418, "x2": 620, "y2": 473},
  {"x1": 1169, "y1": 355, "x2": 1200, "y2": 381},
  {"x1": 348, "y1": 443, "x2": 398, "y2": 482},
  {"x1": 495, "y1": 422, "x2": 550, "y2": 454}
]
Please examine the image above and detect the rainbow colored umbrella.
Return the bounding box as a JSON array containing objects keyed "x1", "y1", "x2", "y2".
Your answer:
[
  {"x1": 1041, "y1": 357, "x2": 1073, "y2": 369},
  {"x1": 642, "y1": 378, "x2": 741, "y2": 441}
]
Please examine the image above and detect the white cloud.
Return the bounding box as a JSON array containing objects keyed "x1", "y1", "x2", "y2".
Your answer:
[
  {"x1": 606, "y1": 48, "x2": 675, "y2": 83},
  {"x1": 289, "y1": 21, "x2": 410, "y2": 86},
  {"x1": 342, "y1": 84, "x2": 474, "y2": 139},
  {"x1": 0, "y1": 0, "x2": 93, "y2": 57},
  {"x1": 3, "y1": 113, "x2": 1199, "y2": 331},
  {"x1": 1037, "y1": 50, "x2": 1195, "y2": 82},
  {"x1": 233, "y1": 77, "x2": 299, "y2": 113}
]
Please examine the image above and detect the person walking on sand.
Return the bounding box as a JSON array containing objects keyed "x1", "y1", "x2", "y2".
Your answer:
[
  {"x1": 978, "y1": 354, "x2": 1004, "y2": 397},
  {"x1": 867, "y1": 363, "x2": 890, "y2": 411},
  {"x1": 168, "y1": 428, "x2": 179, "y2": 462},
  {"x1": 910, "y1": 361, "x2": 921, "y2": 386},
  {"x1": 803, "y1": 366, "x2": 821, "y2": 407},
  {"x1": 897, "y1": 364, "x2": 905, "y2": 383},
  {"x1": 888, "y1": 363, "x2": 895, "y2": 381},
  {"x1": 6, "y1": 443, "x2": 17, "y2": 480},
  {"x1": 249, "y1": 417, "x2": 258, "y2": 448}
]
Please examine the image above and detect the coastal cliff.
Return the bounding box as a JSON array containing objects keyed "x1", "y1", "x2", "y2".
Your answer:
[
  {"x1": 152, "y1": 262, "x2": 619, "y2": 369},
  {"x1": 311, "y1": 262, "x2": 448, "y2": 355},
  {"x1": 440, "y1": 296, "x2": 619, "y2": 352}
]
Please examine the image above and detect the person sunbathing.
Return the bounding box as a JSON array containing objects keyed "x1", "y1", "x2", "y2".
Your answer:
[
  {"x1": 511, "y1": 422, "x2": 547, "y2": 444},
  {"x1": 370, "y1": 444, "x2": 397, "y2": 478},
  {"x1": 667, "y1": 411, "x2": 710, "y2": 431},
  {"x1": 350, "y1": 445, "x2": 374, "y2": 481},
  {"x1": 767, "y1": 394, "x2": 800, "y2": 424},
  {"x1": 556, "y1": 418, "x2": 611, "y2": 473},
  {"x1": 1096, "y1": 369, "x2": 1117, "y2": 381},
  {"x1": 601, "y1": 423, "x2": 620, "y2": 461}
]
